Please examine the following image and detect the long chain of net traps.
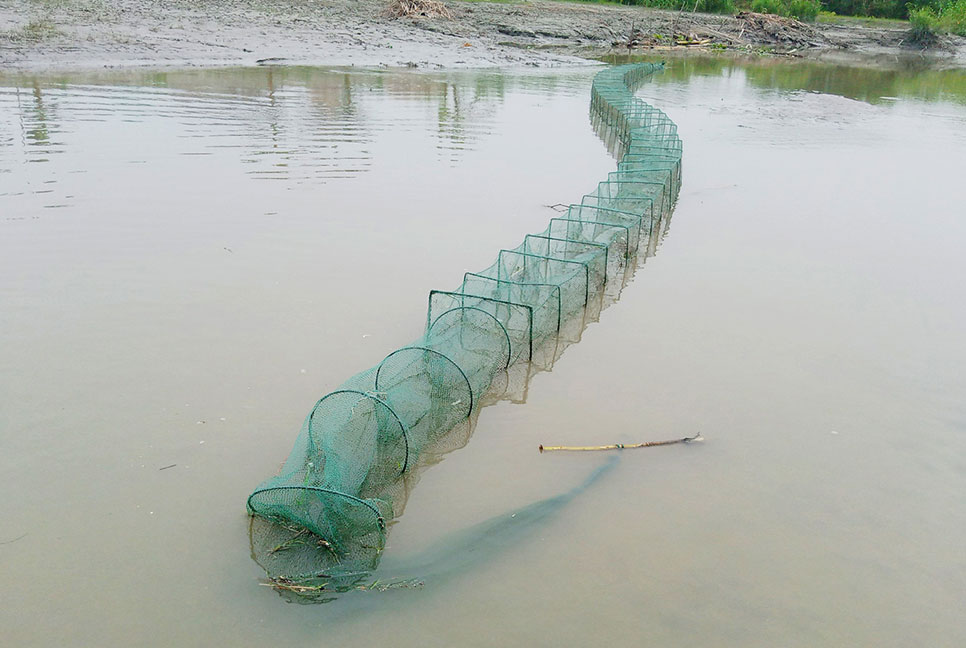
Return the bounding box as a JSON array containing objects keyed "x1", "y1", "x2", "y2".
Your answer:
[{"x1": 246, "y1": 63, "x2": 683, "y2": 597}]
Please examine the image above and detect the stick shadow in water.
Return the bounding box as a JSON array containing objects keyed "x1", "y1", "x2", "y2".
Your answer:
[
  {"x1": 377, "y1": 456, "x2": 617, "y2": 584},
  {"x1": 250, "y1": 456, "x2": 618, "y2": 605}
]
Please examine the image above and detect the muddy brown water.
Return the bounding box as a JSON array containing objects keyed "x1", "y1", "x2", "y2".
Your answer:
[{"x1": 1, "y1": 58, "x2": 964, "y2": 646}]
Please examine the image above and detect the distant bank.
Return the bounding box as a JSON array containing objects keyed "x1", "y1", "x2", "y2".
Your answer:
[{"x1": 2, "y1": 0, "x2": 964, "y2": 71}]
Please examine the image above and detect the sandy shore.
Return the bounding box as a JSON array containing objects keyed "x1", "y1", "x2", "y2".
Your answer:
[{"x1": 2, "y1": 0, "x2": 965, "y2": 71}]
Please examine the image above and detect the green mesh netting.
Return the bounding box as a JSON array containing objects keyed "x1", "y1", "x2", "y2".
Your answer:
[{"x1": 246, "y1": 63, "x2": 682, "y2": 598}]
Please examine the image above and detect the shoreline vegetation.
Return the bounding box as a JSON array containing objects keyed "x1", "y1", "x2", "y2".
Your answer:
[{"x1": 1, "y1": 0, "x2": 965, "y2": 72}]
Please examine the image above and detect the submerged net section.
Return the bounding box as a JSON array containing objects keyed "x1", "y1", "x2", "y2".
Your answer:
[{"x1": 247, "y1": 62, "x2": 683, "y2": 599}]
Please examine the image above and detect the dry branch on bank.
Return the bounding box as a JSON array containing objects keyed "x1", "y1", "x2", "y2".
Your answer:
[
  {"x1": 734, "y1": 11, "x2": 823, "y2": 48},
  {"x1": 384, "y1": 0, "x2": 454, "y2": 20},
  {"x1": 617, "y1": 11, "x2": 827, "y2": 53}
]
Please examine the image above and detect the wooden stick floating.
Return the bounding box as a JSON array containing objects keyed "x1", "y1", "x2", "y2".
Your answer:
[{"x1": 539, "y1": 433, "x2": 703, "y2": 453}]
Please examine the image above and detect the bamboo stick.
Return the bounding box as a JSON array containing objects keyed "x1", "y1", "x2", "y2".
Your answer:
[{"x1": 539, "y1": 433, "x2": 703, "y2": 453}]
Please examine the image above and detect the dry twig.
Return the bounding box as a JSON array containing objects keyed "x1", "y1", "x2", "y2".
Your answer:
[{"x1": 539, "y1": 433, "x2": 703, "y2": 453}]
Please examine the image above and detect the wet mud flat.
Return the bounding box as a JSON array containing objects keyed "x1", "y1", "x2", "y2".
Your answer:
[{"x1": 2, "y1": 0, "x2": 966, "y2": 71}]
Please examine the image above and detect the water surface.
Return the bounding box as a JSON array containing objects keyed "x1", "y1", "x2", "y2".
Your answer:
[{"x1": 1, "y1": 59, "x2": 964, "y2": 647}]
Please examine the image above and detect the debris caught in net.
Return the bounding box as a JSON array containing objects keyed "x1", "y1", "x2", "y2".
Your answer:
[{"x1": 247, "y1": 63, "x2": 683, "y2": 601}]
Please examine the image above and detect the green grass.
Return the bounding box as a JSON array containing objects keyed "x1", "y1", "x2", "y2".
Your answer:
[
  {"x1": 470, "y1": 0, "x2": 736, "y2": 12},
  {"x1": 452, "y1": 0, "x2": 624, "y2": 5},
  {"x1": 750, "y1": 0, "x2": 820, "y2": 20},
  {"x1": 815, "y1": 10, "x2": 908, "y2": 25},
  {"x1": 577, "y1": 0, "x2": 738, "y2": 15},
  {"x1": 940, "y1": 0, "x2": 966, "y2": 35},
  {"x1": 2, "y1": 17, "x2": 62, "y2": 42},
  {"x1": 541, "y1": 0, "x2": 627, "y2": 6},
  {"x1": 904, "y1": 0, "x2": 966, "y2": 40}
]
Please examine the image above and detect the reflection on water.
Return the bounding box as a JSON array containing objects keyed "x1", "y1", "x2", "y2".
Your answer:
[
  {"x1": 0, "y1": 68, "x2": 603, "y2": 220},
  {"x1": 605, "y1": 52, "x2": 966, "y2": 106},
  {"x1": 0, "y1": 68, "x2": 525, "y2": 212}
]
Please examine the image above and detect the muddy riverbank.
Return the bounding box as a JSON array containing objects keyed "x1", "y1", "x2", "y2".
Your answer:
[{"x1": 2, "y1": 0, "x2": 965, "y2": 71}]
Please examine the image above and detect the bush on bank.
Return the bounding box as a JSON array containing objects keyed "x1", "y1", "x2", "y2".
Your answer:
[{"x1": 907, "y1": 0, "x2": 966, "y2": 37}]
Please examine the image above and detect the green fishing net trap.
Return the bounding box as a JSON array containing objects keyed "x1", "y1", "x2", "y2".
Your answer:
[{"x1": 246, "y1": 63, "x2": 682, "y2": 599}]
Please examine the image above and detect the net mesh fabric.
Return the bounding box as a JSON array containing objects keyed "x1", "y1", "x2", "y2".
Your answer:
[{"x1": 247, "y1": 63, "x2": 683, "y2": 596}]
